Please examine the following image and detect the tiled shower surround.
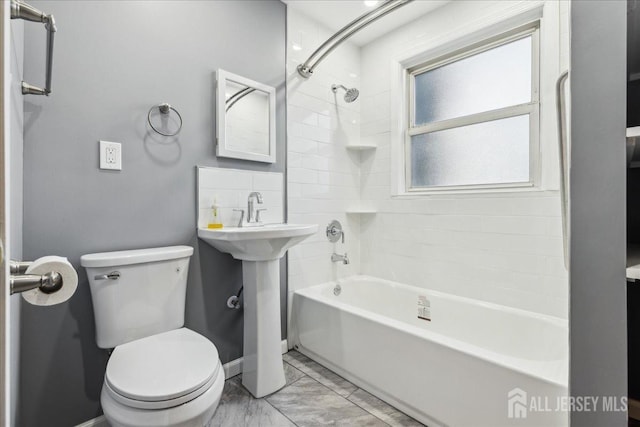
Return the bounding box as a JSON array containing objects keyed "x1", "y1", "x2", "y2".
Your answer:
[
  {"x1": 286, "y1": 9, "x2": 362, "y2": 313},
  {"x1": 287, "y1": 1, "x2": 568, "y2": 322}
]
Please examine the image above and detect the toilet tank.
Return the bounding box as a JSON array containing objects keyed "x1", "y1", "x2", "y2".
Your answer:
[{"x1": 80, "y1": 246, "x2": 194, "y2": 349}]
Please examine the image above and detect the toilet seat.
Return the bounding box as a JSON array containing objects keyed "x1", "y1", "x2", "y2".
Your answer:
[
  {"x1": 104, "y1": 366, "x2": 221, "y2": 410},
  {"x1": 105, "y1": 328, "x2": 221, "y2": 410}
]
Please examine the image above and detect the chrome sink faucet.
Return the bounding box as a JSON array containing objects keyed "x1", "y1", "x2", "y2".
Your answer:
[
  {"x1": 331, "y1": 252, "x2": 349, "y2": 265},
  {"x1": 247, "y1": 192, "x2": 264, "y2": 224}
]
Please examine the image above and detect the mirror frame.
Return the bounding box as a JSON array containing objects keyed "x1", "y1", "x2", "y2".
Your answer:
[{"x1": 216, "y1": 69, "x2": 276, "y2": 163}]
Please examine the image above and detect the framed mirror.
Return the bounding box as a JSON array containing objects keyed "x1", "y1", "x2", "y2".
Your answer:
[{"x1": 216, "y1": 69, "x2": 276, "y2": 163}]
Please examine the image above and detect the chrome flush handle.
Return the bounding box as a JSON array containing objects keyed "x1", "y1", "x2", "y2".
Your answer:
[{"x1": 94, "y1": 271, "x2": 120, "y2": 281}]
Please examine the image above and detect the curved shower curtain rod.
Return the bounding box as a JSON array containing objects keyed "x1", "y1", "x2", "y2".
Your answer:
[{"x1": 297, "y1": 0, "x2": 413, "y2": 79}]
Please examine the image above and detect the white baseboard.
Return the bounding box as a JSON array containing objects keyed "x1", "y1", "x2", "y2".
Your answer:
[
  {"x1": 222, "y1": 356, "x2": 243, "y2": 379},
  {"x1": 75, "y1": 340, "x2": 289, "y2": 427},
  {"x1": 223, "y1": 339, "x2": 288, "y2": 379},
  {"x1": 75, "y1": 415, "x2": 109, "y2": 427}
]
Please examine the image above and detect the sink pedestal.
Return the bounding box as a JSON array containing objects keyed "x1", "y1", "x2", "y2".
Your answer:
[
  {"x1": 241, "y1": 259, "x2": 285, "y2": 398},
  {"x1": 197, "y1": 224, "x2": 318, "y2": 398}
]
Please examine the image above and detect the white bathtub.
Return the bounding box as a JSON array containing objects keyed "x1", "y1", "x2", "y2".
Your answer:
[{"x1": 292, "y1": 276, "x2": 568, "y2": 427}]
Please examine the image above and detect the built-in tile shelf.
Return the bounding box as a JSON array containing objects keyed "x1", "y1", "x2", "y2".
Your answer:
[
  {"x1": 345, "y1": 143, "x2": 376, "y2": 151},
  {"x1": 345, "y1": 208, "x2": 377, "y2": 214}
]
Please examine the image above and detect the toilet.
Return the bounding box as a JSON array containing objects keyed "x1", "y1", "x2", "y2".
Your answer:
[{"x1": 80, "y1": 246, "x2": 224, "y2": 427}]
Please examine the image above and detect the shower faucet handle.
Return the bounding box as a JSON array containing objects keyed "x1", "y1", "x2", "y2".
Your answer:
[{"x1": 326, "y1": 220, "x2": 344, "y2": 243}]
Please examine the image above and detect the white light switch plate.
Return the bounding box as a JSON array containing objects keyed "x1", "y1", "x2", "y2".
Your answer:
[{"x1": 100, "y1": 140, "x2": 122, "y2": 171}]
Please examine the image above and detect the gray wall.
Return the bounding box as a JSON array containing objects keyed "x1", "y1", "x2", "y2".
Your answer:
[
  {"x1": 570, "y1": 1, "x2": 627, "y2": 426},
  {"x1": 9, "y1": 18, "x2": 24, "y2": 427},
  {"x1": 20, "y1": 1, "x2": 286, "y2": 426}
]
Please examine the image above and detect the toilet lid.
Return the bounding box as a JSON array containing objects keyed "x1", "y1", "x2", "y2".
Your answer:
[{"x1": 105, "y1": 328, "x2": 220, "y2": 404}]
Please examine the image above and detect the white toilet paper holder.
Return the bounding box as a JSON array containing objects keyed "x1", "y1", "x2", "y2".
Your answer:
[{"x1": 9, "y1": 259, "x2": 63, "y2": 295}]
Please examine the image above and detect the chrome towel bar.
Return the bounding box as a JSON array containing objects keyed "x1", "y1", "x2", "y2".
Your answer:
[{"x1": 10, "y1": 0, "x2": 56, "y2": 96}]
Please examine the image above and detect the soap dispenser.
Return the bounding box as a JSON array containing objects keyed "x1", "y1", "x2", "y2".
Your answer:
[{"x1": 207, "y1": 199, "x2": 223, "y2": 229}]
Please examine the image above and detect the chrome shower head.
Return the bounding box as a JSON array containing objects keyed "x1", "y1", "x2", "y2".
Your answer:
[{"x1": 331, "y1": 84, "x2": 359, "y2": 103}]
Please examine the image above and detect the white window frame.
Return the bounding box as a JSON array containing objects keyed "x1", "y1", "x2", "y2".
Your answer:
[
  {"x1": 405, "y1": 24, "x2": 540, "y2": 194},
  {"x1": 388, "y1": 2, "x2": 558, "y2": 197}
]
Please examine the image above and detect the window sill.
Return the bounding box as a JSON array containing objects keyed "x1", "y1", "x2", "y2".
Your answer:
[{"x1": 391, "y1": 185, "x2": 559, "y2": 198}]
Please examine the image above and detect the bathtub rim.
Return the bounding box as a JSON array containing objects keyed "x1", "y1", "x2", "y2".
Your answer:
[{"x1": 293, "y1": 274, "x2": 568, "y2": 388}]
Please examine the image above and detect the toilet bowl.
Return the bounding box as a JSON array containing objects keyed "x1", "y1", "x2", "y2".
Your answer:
[
  {"x1": 81, "y1": 246, "x2": 223, "y2": 427},
  {"x1": 100, "y1": 328, "x2": 225, "y2": 427}
]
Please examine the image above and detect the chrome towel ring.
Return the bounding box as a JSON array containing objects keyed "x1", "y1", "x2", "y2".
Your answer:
[{"x1": 147, "y1": 102, "x2": 183, "y2": 136}]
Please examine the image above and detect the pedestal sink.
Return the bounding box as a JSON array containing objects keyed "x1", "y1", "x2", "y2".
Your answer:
[{"x1": 198, "y1": 223, "x2": 317, "y2": 397}]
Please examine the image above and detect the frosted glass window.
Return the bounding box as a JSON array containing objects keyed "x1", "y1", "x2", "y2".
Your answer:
[
  {"x1": 405, "y1": 27, "x2": 539, "y2": 192},
  {"x1": 413, "y1": 36, "x2": 532, "y2": 125},
  {"x1": 410, "y1": 115, "x2": 530, "y2": 188}
]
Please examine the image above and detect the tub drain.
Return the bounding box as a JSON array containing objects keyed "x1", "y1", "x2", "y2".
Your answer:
[{"x1": 333, "y1": 284, "x2": 341, "y2": 296}]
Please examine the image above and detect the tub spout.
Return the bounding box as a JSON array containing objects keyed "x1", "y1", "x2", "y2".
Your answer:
[{"x1": 331, "y1": 252, "x2": 349, "y2": 265}]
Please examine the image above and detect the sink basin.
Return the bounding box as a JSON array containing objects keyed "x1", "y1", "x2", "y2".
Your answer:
[
  {"x1": 198, "y1": 223, "x2": 317, "y2": 261},
  {"x1": 197, "y1": 222, "x2": 318, "y2": 398}
]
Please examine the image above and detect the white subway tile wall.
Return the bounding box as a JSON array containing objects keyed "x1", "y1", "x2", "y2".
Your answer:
[
  {"x1": 286, "y1": 8, "x2": 362, "y2": 303},
  {"x1": 197, "y1": 166, "x2": 283, "y2": 228},
  {"x1": 358, "y1": 1, "x2": 568, "y2": 319},
  {"x1": 287, "y1": 1, "x2": 568, "y2": 320}
]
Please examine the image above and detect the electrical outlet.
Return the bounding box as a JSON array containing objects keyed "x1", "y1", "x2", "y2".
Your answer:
[{"x1": 99, "y1": 140, "x2": 122, "y2": 171}]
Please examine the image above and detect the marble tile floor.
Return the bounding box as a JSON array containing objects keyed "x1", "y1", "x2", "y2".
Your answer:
[{"x1": 209, "y1": 351, "x2": 424, "y2": 427}]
